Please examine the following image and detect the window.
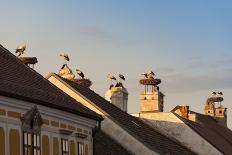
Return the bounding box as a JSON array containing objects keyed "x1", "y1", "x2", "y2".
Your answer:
[
  {"x1": 208, "y1": 110, "x2": 210, "y2": 113},
  {"x1": 77, "y1": 142, "x2": 84, "y2": 155},
  {"x1": 23, "y1": 132, "x2": 40, "y2": 155},
  {"x1": 21, "y1": 106, "x2": 43, "y2": 155},
  {"x1": 61, "y1": 139, "x2": 69, "y2": 155},
  {"x1": 219, "y1": 110, "x2": 222, "y2": 114}
]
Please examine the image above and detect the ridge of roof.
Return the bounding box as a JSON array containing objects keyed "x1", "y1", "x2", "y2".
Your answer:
[
  {"x1": 52, "y1": 74, "x2": 196, "y2": 155},
  {"x1": 172, "y1": 110, "x2": 232, "y2": 155},
  {"x1": 0, "y1": 45, "x2": 102, "y2": 121}
]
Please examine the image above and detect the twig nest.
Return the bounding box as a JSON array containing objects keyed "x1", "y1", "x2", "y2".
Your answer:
[
  {"x1": 72, "y1": 79, "x2": 92, "y2": 87},
  {"x1": 208, "y1": 96, "x2": 224, "y2": 102},
  {"x1": 18, "y1": 57, "x2": 38, "y2": 65},
  {"x1": 139, "y1": 78, "x2": 161, "y2": 86}
]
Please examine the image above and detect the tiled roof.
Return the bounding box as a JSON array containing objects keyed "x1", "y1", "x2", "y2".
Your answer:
[
  {"x1": 53, "y1": 74, "x2": 196, "y2": 155},
  {"x1": 174, "y1": 111, "x2": 232, "y2": 155},
  {"x1": 95, "y1": 130, "x2": 131, "y2": 155},
  {"x1": 0, "y1": 45, "x2": 102, "y2": 121}
]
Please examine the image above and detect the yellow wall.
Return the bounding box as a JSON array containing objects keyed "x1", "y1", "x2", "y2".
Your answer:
[
  {"x1": 0, "y1": 127, "x2": 5, "y2": 155},
  {"x1": 53, "y1": 137, "x2": 59, "y2": 155},
  {"x1": 70, "y1": 140, "x2": 76, "y2": 155},
  {"x1": 9, "y1": 129, "x2": 20, "y2": 155},
  {"x1": 85, "y1": 144, "x2": 89, "y2": 155},
  {"x1": 42, "y1": 135, "x2": 50, "y2": 155}
]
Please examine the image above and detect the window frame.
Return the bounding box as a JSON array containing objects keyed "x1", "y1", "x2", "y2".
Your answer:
[
  {"x1": 77, "y1": 142, "x2": 84, "y2": 155},
  {"x1": 23, "y1": 131, "x2": 41, "y2": 155},
  {"x1": 61, "y1": 138, "x2": 69, "y2": 155}
]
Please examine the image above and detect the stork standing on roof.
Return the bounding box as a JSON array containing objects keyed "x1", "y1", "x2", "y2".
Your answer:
[
  {"x1": 76, "y1": 69, "x2": 85, "y2": 79},
  {"x1": 60, "y1": 53, "x2": 69, "y2": 64},
  {"x1": 119, "y1": 74, "x2": 125, "y2": 81},
  {"x1": 107, "y1": 74, "x2": 117, "y2": 84},
  {"x1": 141, "y1": 72, "x2": 148, "y2": 78},
  {"x1": 147, "y1": 70, "x2": 155, "y2": 79},
  {"x1": 211, "y1": 91, "x2": 217, "y2": 97},
  {"x1": 218, "y1": 91, "x2": 223, "y2": 106},
  {"x1": 15, "y1": 44, "x2": 26, "y2": 57}
]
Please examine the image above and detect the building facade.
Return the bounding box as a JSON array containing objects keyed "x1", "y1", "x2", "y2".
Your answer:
[{"x1": 0, "y1": 97, "x2": 97, "y2": 155}]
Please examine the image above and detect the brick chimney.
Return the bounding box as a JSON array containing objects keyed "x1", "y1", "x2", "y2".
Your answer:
[{"x1": 180, "y1": 106, "x2": 189, "y2": 119}]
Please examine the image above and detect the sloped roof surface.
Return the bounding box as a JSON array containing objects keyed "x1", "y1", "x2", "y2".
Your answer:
[
  {"x1": 53, "y1": 74, "x2": 196, "y2": 155},
  {"x1": 175, "y1": 111, "x2": 232, "y2": 155},
  {"x1": 95, "y1": 130, "x2": 131, "y2": 155},
  {"x1": 0, "y1": 45, "x2": 102, "y2": 121}
]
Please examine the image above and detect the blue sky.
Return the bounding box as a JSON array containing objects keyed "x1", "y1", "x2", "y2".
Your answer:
[{"x1": 1, "y1": 0, "x2": 232, "y2": 128}]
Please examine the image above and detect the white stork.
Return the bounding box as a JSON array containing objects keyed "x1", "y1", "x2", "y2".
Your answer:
[
  {"x1": 15, "y1": 44, "x2": 26, "y2": 57},
  {"x1": 141, "y1": 72, "x2": 148, "y2": 78},
  {"x1": 147, "y1": 70, "x2": 155, "y2": 79},
  {"x1": 76, "y1": 69, "x2": 85, "y2": 79},
  {"x1": 119, "y1": 74, "x2": 125, "y2": 81},
  {"x1": 107, "y1": 74, "x2": 117, "y2": 82},
  {"x1": 60, "y1": 53, "x2": 70, "y2": 62}
]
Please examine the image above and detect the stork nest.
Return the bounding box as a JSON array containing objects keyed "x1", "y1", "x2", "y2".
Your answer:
[
  {"x1": 18, "y1": 57, "x2": 38, "y2": 65},
  {"x1": 139, "y1": 78, "x2": 161, "y2": 86},
  {"x1": 207, "y1": 96, "x2": 224, "y2": 103},
  {"x1": 71, "y1": 78, "x2": 92, "y2": 87}
]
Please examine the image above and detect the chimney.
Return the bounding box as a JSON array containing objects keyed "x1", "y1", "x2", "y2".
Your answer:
[
  {"x1": 180, "y1": 106, "x2": 189, "y2": 119},
  {"x1": 139, "y1": 74, "x2": 164, "y2": 113},
  {"x1": 105, "y1": 82, "x2": 128, "y2": 112},
  {"x1": 204, "y1": 92, "x2": 227, "y2": 127}
]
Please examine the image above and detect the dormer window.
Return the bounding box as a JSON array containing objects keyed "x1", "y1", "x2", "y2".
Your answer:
[{"x1": 21, "y1": 106, "x2": 43, "y2": 155}]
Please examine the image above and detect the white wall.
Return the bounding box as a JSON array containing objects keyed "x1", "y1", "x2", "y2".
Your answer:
[{"x1": 132, "y1": 112, "x2": 222, "y2": 155}]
